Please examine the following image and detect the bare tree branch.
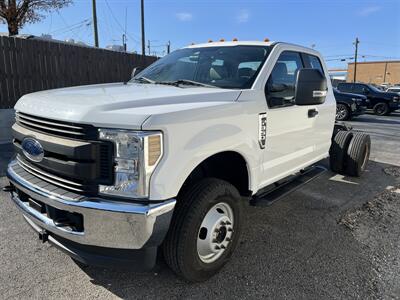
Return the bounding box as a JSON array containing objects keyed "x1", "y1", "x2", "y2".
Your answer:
[{"x1": 0, "y1": 0, "x2": 72, "y2": 35}]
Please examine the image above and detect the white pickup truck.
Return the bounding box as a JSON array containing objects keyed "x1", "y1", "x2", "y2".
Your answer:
[{"x1": 5, "y1": 41, "x2": 371, "y2": 282}]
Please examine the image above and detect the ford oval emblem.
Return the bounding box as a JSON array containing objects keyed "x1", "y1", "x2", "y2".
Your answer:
[{"x1": 21, "y1": 137, "x2": 44, "y2": 163}]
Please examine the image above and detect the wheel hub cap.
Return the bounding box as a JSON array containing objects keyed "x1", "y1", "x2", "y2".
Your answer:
[
  {"x1": 336, "y1": 105, "x2": 347, "y2": 119},
  {"x1": 197, "y1": 202, "x2": 234, "y2": 264}
]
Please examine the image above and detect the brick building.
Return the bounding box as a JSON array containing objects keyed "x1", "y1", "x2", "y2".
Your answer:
[{"x1": 346, "y1": 60, "x2": 400, "y2": 85}]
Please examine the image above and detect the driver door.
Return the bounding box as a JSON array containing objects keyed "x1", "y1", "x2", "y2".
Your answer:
[{"x1": 259, "y1": 51, "x2": 318, "y2": 186}]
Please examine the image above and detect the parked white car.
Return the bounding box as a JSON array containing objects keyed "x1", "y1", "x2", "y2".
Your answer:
[
  {"x1": 5, "y1": 41, "x2": 371, "y2": 282},
  {"x1": 386, "y1": 86, "x2": 400, "y2": 95}
]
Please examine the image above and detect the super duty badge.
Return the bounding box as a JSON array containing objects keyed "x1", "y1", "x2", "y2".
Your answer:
[{"x1": 259, "y1": 113, "x2": 267, "y2": 149}]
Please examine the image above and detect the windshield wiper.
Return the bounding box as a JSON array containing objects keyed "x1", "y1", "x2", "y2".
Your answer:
[
  {"x1": 157, "y1": 79, "x2": 218, "y2": 88},
  {"x1": 133, "y1": 77, "x2": 218, "y2": 88},
  {"x1": 133, "y1": 76, "x2": 156, "y2": 84}
]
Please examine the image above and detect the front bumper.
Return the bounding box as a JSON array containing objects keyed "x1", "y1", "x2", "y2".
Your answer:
[
  {"x1": 352, "y1": 105, "x2": 367, "y2": 116},
  {"x1": 6, "y1": 160, "x2": 176, "y2": 269},
  {"x1": 389, "y1": 102, "x2": 399, "y2": 110}
]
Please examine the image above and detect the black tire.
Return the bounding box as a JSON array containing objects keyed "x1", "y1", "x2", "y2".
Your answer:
[
  {"x1": 373, "y1": 102, "x2": 390, "y2": 116},
  {"x1": 344, "y1": 132, "x2": 371, "y2": 177},
  {"x1": 163, "y1": 178, "x2": 243, "y2": 282},
  {"x1": 336, "y1": 103, "x2": 351, "y2": 121},
  {"x1": 329, "y1": 130, "x2": 353, "y2": 174}
]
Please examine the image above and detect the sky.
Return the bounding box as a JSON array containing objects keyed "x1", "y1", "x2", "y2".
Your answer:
[{"x1": 1, "y1": 0, "x2": 399, "y2": 69}]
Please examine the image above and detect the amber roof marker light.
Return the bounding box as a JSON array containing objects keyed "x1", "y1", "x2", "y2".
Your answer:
[{"x1": 264, "y1": 38, "x2": 270, "y2": 42}]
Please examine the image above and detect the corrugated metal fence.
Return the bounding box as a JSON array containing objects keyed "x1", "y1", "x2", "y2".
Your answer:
[{"x1": 0, "y1": 36, "x2": 157, "y2": 109}]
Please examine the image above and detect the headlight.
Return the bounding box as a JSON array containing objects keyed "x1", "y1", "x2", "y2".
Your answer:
[
  {"x1": 352, "y1": 98, "x2": 363, "y2": 104},
  {"x1": 98, "y1": 129, "x2": 163, "y2": 199},
  {"x1": 393, "y1": 96, "x2": 399, "y2": 102}
]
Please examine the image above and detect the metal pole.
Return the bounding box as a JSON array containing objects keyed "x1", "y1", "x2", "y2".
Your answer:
[
  {"x1": 167, "y1": 40, "x2": 171, "y2": 54},
  {"x1": 92, "y1": 0, "x2": 99, "y2": 47},
  {"x1": 122, "y1": 34, "x2": 127, "y2": 52},
  {"x1": 383, "y1": 62, "x2": 388, "y2": 83},
  {"x1": 353, "y1": 37, "x2": 359, "y2": 83},
  {"x1": 148, "y1": 40, "x2": 151, "y2": 55},
  {"x1": 141, "y1": 0, "x2": 146, "y2": 57}
]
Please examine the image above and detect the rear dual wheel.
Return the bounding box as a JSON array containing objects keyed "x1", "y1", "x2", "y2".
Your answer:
[{"x1": 329, "y1": 131, "x2": 371, "y2": 177}]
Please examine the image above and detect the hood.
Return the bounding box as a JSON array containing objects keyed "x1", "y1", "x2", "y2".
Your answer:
[
  {"x1": 370, "y1": 89, "x2": 398, "y2": 98},
  {"x1": 15, "y1": 83, "x2": 241, "y2": 129},
  {"x1": 383, "y1": 91, "x2": 400, "y2": 98}
]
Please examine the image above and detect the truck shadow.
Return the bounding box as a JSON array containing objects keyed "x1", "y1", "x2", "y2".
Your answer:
[
  {"x1": 354, "y1": 116, "x2": 400, "y2": 125},
  {"x1": 77, "y1": 160, "x2": 399, "y2": 299}
]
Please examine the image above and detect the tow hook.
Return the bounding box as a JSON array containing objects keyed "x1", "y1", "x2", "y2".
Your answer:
[
  {"x1": 39, "y1": 230, "x2": 49, "y2": 243},
  {"x1": 2, "y1": 185, "x2": 15, "y2": 192}
]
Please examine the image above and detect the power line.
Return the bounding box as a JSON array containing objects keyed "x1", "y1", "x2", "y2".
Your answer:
[
  {"x1": 56, "y1": 12, "x2": 89, "y2": 41},
  {"x1": 50, "y1": 19, "x2": 91, "y2": 35},
  {"x1": 104, "y1": 0, "x2": 140, "y2": 43}
]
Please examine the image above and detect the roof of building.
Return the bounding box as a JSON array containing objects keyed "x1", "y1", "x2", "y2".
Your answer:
[{"x1": 348, "y1": 60, "x2": 400, "y2": 65}]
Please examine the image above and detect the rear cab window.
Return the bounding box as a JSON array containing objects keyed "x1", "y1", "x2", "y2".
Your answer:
[{"x1": 305, "y1": 54, "x2": 324, "y2": 74}]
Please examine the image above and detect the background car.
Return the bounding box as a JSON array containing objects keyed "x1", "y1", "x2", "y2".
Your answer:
[
  {"x1": 333, "y1": 88, "x2": 367, "y2": 121},
  {"x1": 386, "y1": 86, "x2": 400, "y2": 95},
  {"x1": 337, "y1": 82, "x2": 400, "y2": 115}
]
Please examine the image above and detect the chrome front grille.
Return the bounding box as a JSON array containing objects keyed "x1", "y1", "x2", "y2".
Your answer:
[
  {"x1": 17, "y1": 155, "x2": 85, "y2": 193},
  {"x1": 12, "y1": 114, "x2": 114, "y2": 195},
  {"x1": 15, "y1": 112, "x2": 97, "y2": 139}
]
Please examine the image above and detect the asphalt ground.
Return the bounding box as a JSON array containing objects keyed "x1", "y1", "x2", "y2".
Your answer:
[{"x1": 0, "y1": 112, "x2": 399, "y2": 299}]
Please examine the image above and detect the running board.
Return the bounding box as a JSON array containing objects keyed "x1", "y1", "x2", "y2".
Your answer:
[{"x1": 250, "y1": 165, "x2": 327, "y2": 207}]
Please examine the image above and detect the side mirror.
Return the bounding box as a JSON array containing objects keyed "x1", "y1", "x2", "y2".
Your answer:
[
  {"x1": 131, "y1": 67, "x2": 143, "y2": 79},
  {"x1": 295, "y1": 68, "x2": 327, "y2": 105}
]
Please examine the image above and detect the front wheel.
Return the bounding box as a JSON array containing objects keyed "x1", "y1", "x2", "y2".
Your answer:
[
  {"x1": 373, "y1": 102, "x2": 390, "y2": 116},
  {"x1": 336, "y1": 103, "x2": 351, "y2": 121},
  {"x1": 163, "y1": 178, "x2": 243, "y2": 282}
]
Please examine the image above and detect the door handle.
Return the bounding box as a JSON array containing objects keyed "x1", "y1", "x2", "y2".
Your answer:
[{"x1": 308, "y1": 109, "x2": 318, "y2": 118}]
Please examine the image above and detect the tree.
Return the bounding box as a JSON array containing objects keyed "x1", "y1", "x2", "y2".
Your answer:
[{"x1": 0, "y1": 0, "x2": 72, "y2": 36}]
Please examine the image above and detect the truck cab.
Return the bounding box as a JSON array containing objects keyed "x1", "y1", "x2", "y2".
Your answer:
[{"x1": 5, "y1": 41, "x2": 370, "y2": 282}]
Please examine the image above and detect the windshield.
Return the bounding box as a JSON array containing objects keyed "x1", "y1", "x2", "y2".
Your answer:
[
  {"x1": 134, "y1": 45, "x2": 270, "y2": 89},
  {"x1": 367, "y1": 84, "x2": 383, "y2": 92}
]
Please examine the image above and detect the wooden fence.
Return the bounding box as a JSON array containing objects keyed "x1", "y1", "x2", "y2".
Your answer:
[{"x1": 0, "y1": 36, "x2": 157, "y2": 109}]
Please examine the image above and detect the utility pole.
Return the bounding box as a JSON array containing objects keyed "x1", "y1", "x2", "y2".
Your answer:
[
  {"x1": 353, "y1": 37, "x2": 359, "y2": 83},
  {"x1": 148, "y1": 40, "x2": 151, "y2": 55},
  {"x1": 167, "y1": 40, "x2": 171, "y2": 54},
  {"x1": 123, "y1": 7, "x2": 127, "y2": 52},
  {"x1": 122, "y1": 34, "x2": 127, "y2": 52},
  {"x1": 141, "y1": 0, "x2": 146, "y2": 57},
  {"x1": 383, "y1": 61, "x2": 388, "y2": 83},
  {"x1": 91, "y1": 0, "x2": 99, "y2": 47}
]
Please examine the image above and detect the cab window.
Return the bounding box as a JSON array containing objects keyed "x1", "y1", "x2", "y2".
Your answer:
[{"x1": 265, "y1": 51, "x2": 304, "y2": 108}]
